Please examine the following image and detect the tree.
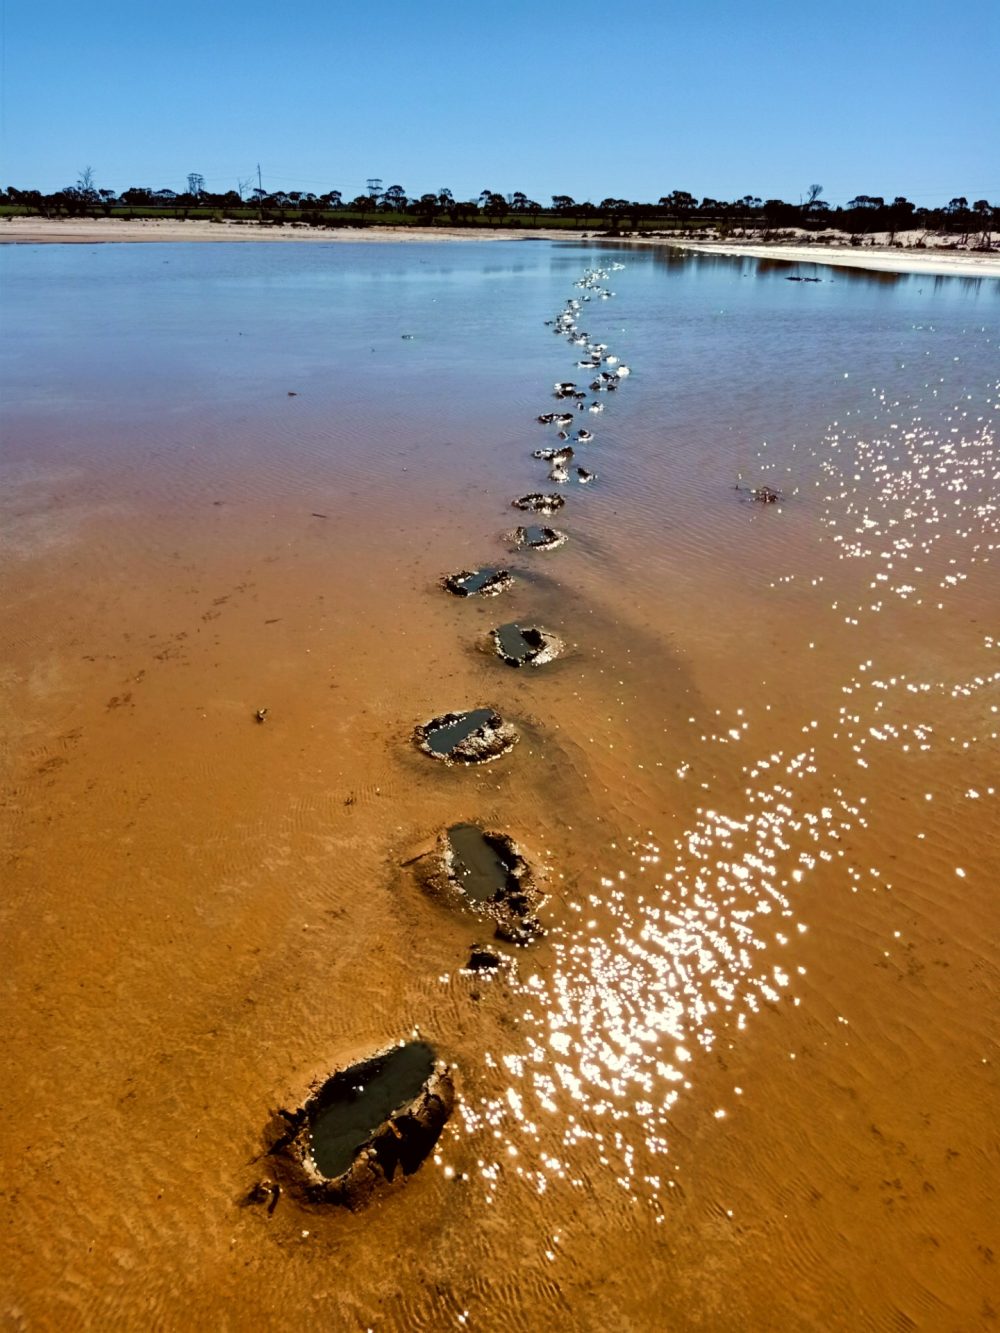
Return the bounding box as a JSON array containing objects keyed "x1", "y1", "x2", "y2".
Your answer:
[
  {"x1": 600, "y1": 198, "x2": 630, "y2": 227},
  {"x1": 972, "y1": 199, "x2": 993, "y2": 248},
  {"x1": 551, "y1": 194, "x2": 576, "y2": 216},
  {"x1": 77, "y1": 165, "x2": 97, "y2": 199},
  {"x1": 349, "y1": 194, "x2": 377, "y2": 222},
  {"x1": 658, "y1": 190, "x2": 696, "y2": 219},
  {"x1": 886, "y1": 196, "x2": 914, "y2": 244},
  {"x1": 381, "y1": 184, "x2": 407, "y2": 213},
  {"x1": 187, "y1": 173, "x2": 205, "y2": 197},
  {"x1": 413, "y1": 192, "x2": 439, "y2": 224},
  {"x1": 482, "y1": 192, "x2": 506, "y2": 223},
  {"x1": 762, "y1": 198, "x2": 797, "y2": 229},
  {"x1": 846, "y1": 196, "x2": 884, "y2": 233},
  {"x1": 806, "y1": 183, "x2": 823, "y2": 205}
]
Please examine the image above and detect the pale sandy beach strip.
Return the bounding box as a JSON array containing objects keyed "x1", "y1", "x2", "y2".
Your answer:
[
  {"x1": 648, "y1": 238, "x2": 1000, "y2": 278},
  {"x1": 2, "y1": 216, "x2": 999, "y2": 278}
]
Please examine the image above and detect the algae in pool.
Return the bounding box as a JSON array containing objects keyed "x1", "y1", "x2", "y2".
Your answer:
[
  {"x1": 447, "y1": 823, "x2": 515, "y2": 902},
  {"x1": 444, "y1": 568, "x2": 512, "y2": 597},
  {"x1": 308, "y1": 1041, "x2": 437, "y2": 1180},
  {"x1": 423, "y1": 708, "x2": 496, "y2": 756},
  {"x1": 492, "y1": 622, "x2": 558, "y2": 667}
]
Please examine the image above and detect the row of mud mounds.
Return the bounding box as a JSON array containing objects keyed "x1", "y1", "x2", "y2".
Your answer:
[
  {"x1": 245, "y1": 267, "x2": 626, "y2": 1216},
  {"x1": 246, "y1": 825, "x2": 539, "y2": 1212}
]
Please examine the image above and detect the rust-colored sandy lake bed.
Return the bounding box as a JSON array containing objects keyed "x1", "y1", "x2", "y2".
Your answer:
[{"x1": 1, "y1": 240, "x2": 998, "y2": 1329}]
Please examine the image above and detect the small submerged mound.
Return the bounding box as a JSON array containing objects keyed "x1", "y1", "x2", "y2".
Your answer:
[
  {"x1": 511, "y1": 493, "x2": 565, "y2": 514},
  {"x1": 262, "y1": 1041, "x2": 455, "y2": 1209},
  {"x1": 442, "y1": 567, "x2": 514, "y2": 598},
  {"x1": 464, "y1": 943, "x2": 508, "y2": 973},
  {"x1": 416, "y1": 824, "x2": 544, "y2": 944},
  {"x1": 736, "y1": 482, "x2": 784, "y2": 505},
  {"x1": 509, "y1": 525, "x2": 567, "y2": 551},
  {"x1": 414, "y1": 708, "x2": 518, "y2": 764},
  {"x1": 490, "y1": 622, "x2": 562, "y2": 668}
]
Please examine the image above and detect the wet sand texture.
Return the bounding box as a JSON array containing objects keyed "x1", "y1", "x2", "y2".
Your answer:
[{"x1": 2, "y1": 240, "x2": 998, "y2": 1329}]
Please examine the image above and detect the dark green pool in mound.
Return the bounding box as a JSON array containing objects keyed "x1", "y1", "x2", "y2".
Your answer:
[
  {"x1": 308, "y1": 1041, "x2": 437, "y2": 1180},
  {"x1": 422, "y1": 708, "x2": 496, "y2": 756},
  {"x1": 447, "y1": 823, "x2": 515, "y2": 902},
  {"x1": 493, "y1": 622, "x2": 548, "y2": 666}
]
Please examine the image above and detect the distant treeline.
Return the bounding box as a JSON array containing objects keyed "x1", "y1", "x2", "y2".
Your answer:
[{"x1": 2, "y1": 178, "x2": 997, "y2": 244}]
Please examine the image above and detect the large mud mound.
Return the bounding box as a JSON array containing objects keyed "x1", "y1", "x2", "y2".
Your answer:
[
  {"x1": 413, "y1": 824, "x2": 545, "y2": 945},
  {"x1": 262, "y1": 1041, "x2": 455, "y2": 1209},
  {"x1": 441, "y1": 567, "x2": 514, "y2": 597},
  {"x1": 414, "y1": 708, "x2": 518, "y2": 764},
  {"x1": 511, "y1": 493, "x2": 566, "y2": 515},
  {"x1": 508, "y1": 525, "x2": 567, "y2": 551},
  {"x1": 490, "y1": 622, "x2": 562, "y2": 668}
]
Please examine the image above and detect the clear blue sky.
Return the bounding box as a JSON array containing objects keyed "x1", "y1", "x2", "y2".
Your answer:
[{"x1": 1, "y1": 0, "x2": 997, "y2": 206}]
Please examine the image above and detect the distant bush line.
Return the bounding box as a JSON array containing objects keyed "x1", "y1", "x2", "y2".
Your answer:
[{"x1": 2, "y1": 184, "x2": 997, "y2": 247}]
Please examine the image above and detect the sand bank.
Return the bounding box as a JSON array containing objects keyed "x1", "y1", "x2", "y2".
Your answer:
[
  {"x1": 3, "y1": 215, "x2": 998, "y2": 277},
  {"x1": 0, "y1": 216, "x2": 558, "y2": 245},
  {"x1": 637, "y1": 237, "x2": 1000, "y2": 278}
]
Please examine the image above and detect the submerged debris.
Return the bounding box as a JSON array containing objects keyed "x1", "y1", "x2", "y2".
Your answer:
[
  {"x1": 576, "y1": 467, "x2": 596, "y2": 484},
  {"x1": 490, "y1": 622, "x2": 562, "y2": 668},
  {"x1": 509, "y1": 525, "x2": 567, "y2": 551},
  {"x1": 464, "y1": 944, "x2": 507, "y2": 973},
  {"x1": 511, "y1": 493, "x2": 565, "y2": 515},
  {"x1": 241, "y1": 1178, "x2": 281, "y2": 1214},
  {"x1": 442, "y1": 568, "x2": 514, "y2": 598},
  {"x1": 414, "y1": 708, "x2": 518, "y2": 764},
  {"x1": 414, "y1": 824, "x2": 545, "y2": 945},
  {"x1": 735, "y1": 481, "x2": 784, "y2": 504},
  {"x1": 262, "y1": 1042, "x2": 455, "y2": 1209},
  {"x1": 532, "y1": 446, "x2": 574, "y2": 463},
  {"x1": 254, "y1": 708, "x2": 269, "y2": 724}
]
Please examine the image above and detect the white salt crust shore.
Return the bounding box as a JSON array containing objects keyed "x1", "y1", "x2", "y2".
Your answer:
[{"x1": 2, "y1": 216, "x2": 998, "y2": 277}]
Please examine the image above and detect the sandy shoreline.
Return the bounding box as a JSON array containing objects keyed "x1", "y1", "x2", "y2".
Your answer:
[
  {"x1": 2, "y1": 215, "x2": 999, "y2": 277},
  {"x1": 656, "y1": 237, "x2": 1000, "y2": 277},
  {"x1": 0, "y1": 216, "x2": 560, "y2": 246}
]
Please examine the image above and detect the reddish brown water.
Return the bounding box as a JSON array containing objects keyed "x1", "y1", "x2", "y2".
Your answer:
[{"x1": 1, "y1": 242, "x2": 998, "y2": 1329}]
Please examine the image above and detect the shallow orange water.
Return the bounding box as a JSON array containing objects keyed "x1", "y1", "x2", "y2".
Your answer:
[{"x1": 1, "y1": 242, "x2": 998, "y2": 1330}]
